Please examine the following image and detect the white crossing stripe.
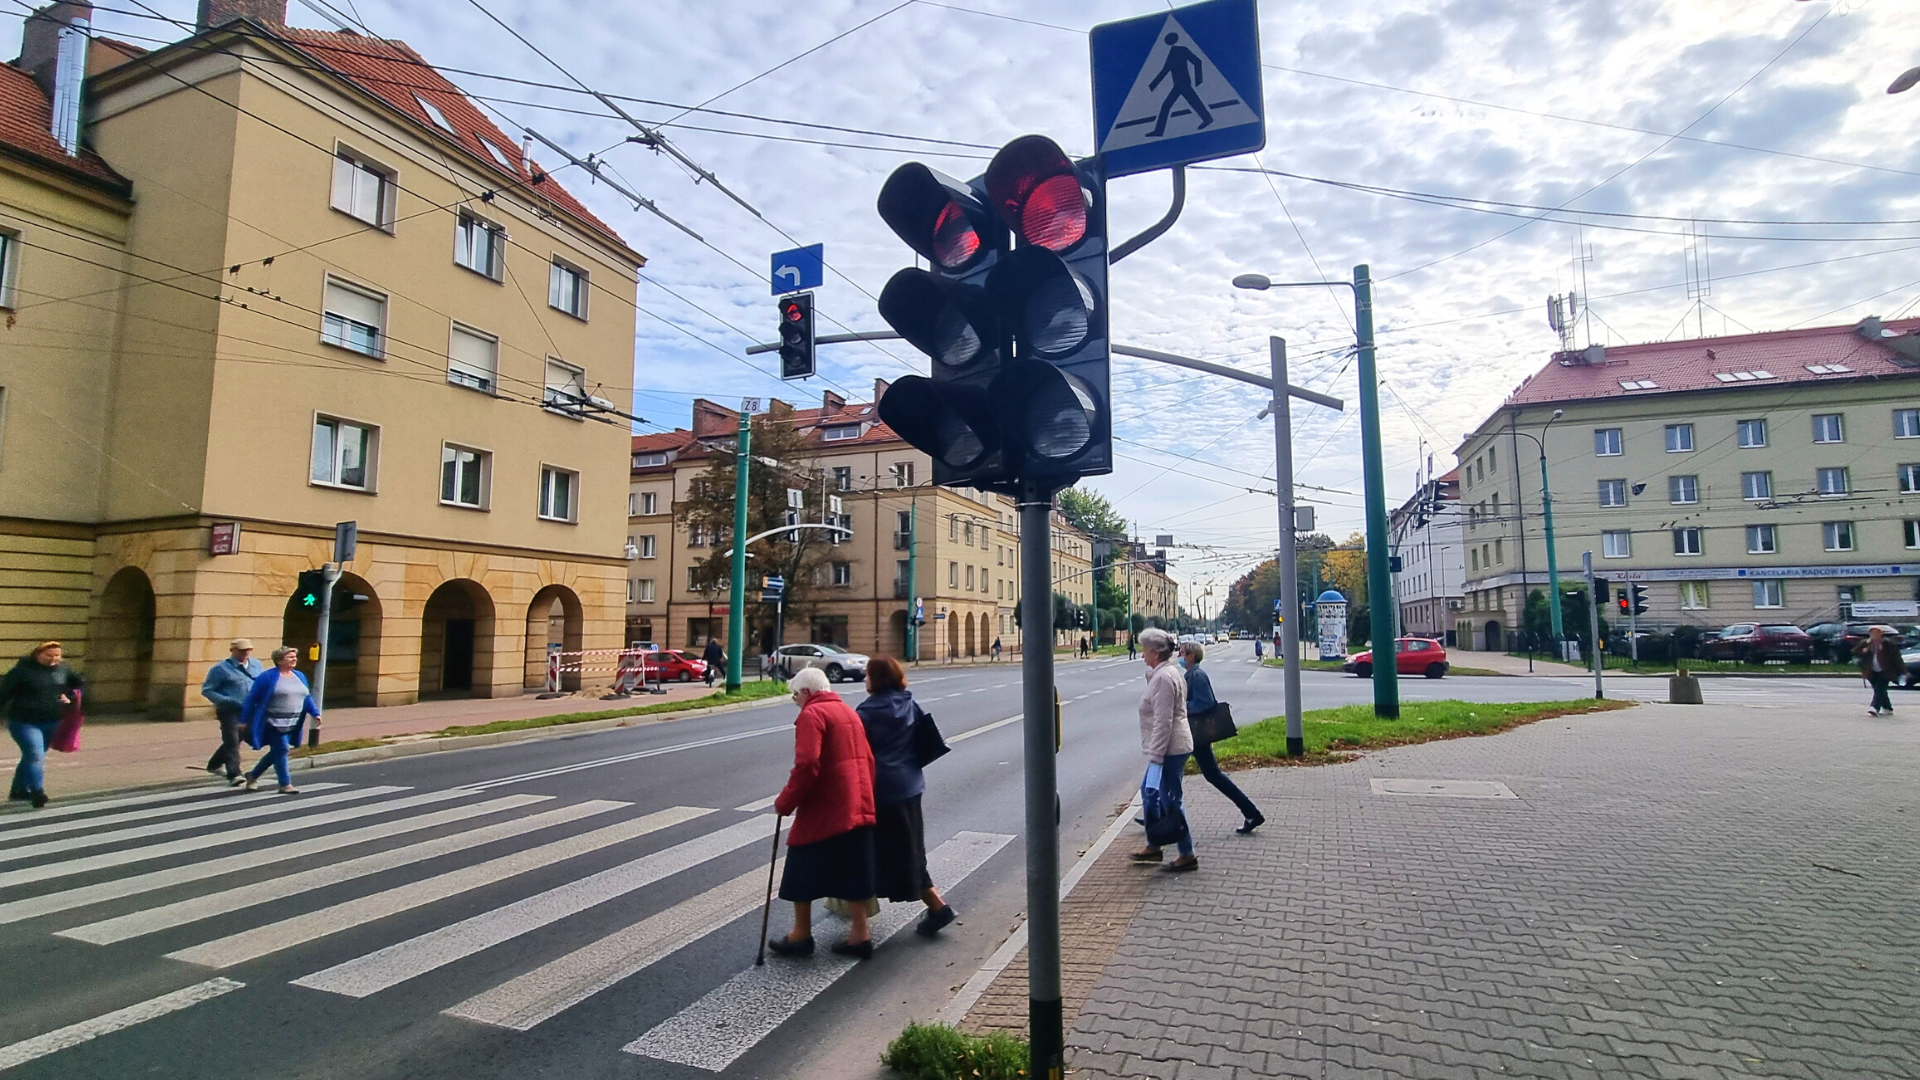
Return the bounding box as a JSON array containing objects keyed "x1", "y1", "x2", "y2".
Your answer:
[
  {"x1": 293, "y1": 814, "x2": 776, "y2": 997},
  {"x1": 0, "y1": 783, "x2": 341, "y2": 831},
  {"x1": 468, "y1": 725, "x2": 792, "y2": 790},
  {"x1": 623, "y1": 830, "x2": 1013, "y2": 1072},
  {"x1": 58, "y1": 797, "x2": 609, "y2": 945},
  {"x1": 0, "y1": 784, "x2": 349, "y2": 842},
  {"x1": 0, "y1": 791, "x2": 523, "y2": 925},
  {"x1": 446, "y1": 858, "x2": 786, "y2": 1031},
  {"x1": 0, "y1": 977, "x2": 244, "y2": 1071},
  {"x1": 733, "y1": 794, "x2": 778, "y2": 812},
  {"x1": 0, "y1": 785, "x2": 404, "y2": 867},
  {"x1": 165, "y1": 805, "x2": 712, "y2": 969},
  {"x1": 948, "y1": 714, "x2": 1019, "y2": 743},
  {"x1": 0, "y1": 787, "x2": 472, "y2": 891}
]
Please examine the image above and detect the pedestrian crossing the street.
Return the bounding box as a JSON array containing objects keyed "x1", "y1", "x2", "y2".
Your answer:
[{"x1": 0, "y1": 777, "x2": 1015, "y2": 1076}]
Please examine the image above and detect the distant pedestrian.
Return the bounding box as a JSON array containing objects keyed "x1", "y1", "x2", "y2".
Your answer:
[
  {"x1": 703, "y1": 638, "x2": 724, "y2": 687},
  {"x1": 768, "y1": 667, "x2": 879, "y2": 960},
  {"x1": 201, "y1": 638, "x2": 264, "y2": 785},
  {"x1": 990, "y1": 637, "x2": 1002, "y2": 662},
  {"x1": 238, "y1": 647, "x2": 319, "y2": 794},
  {"x1": 1079, "y1": 636, "x2": 1090, "y2": 659},
  {"x1": 1180, "y1": 642, "x2": 1263, "y2": 834},
  {"x1": 2, "y1": 642, "x2": 83, "y2": 808},
  {"x1": 854, "y1": 657, "x2": 957, "y2": 937},
  {"x1": 1127, "y1": 634, "x2": 1137, "y2": 661},
  {"x1": 1856, "y1": 626, "x2": 1901, "y2": 717},
  {"x1": 1253, "y1": 638, "x2": 1263, "y2": 661},
  {"x1": 1131, "y1": 628, "x2": 1196, "y2": 872}
]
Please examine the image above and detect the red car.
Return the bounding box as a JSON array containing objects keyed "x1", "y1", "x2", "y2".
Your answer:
[
  {"x1": 1342, "y1": 638, "x2": 1450, "y2": 679},
  {"x1": 1700, "y1": 623, "x2": 1813, "y2": 663},
  {"x1": 643, "y1": 650, "x2": 708, "y2": 682}
]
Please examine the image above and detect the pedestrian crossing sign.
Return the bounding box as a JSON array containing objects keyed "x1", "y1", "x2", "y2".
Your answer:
[{"x1": 1091, "y1": 0, "x2": 1265, "y2": 178}]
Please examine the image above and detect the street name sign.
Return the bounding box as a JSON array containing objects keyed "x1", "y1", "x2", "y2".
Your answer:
[
  {"x1": 1091, "y1": 0, "x2": 1265, "y2": 178},
  {"x1": 770, "y1": 244, "x2": 824, "y2": 295}
]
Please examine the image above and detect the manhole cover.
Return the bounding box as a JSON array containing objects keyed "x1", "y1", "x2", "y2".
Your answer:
[{"x1": 1370, "y1": 778, "x2": 1518, "y2": 799}]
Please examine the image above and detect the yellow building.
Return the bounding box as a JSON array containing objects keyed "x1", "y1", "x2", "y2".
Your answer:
[{"x1": 1, "y1": 2, "x2": 641, "y2": 717}]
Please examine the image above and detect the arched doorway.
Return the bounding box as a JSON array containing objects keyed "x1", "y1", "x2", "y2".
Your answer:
[
  {"x1": 1484, "y1": 620, "x2": 1504, "y2": 651},
  {"x1": 525, "y1": 584, "x2": 584, "y2": 691},
  {"x1": 963, "y1": 612, "x2": 976, "y2": 657},
  {"x1": 945, "y1": 610, "x2": 958, "y2": 662},
  {"x1": 281, "y1": 572, "x2": 382, "y2": 708},
  {"x1": 421, "y1": 580, "x2": 495, "y2": 698},
  {"x1": 90, "y1": 566, "x2": 155, "y2": 713}
]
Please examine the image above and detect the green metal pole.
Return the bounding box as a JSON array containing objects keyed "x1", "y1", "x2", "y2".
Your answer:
[
  {"x1": 1539, "y1": 445, "x2": 1565, "y2": 642},
  {"x1": 906, "y1": 495, "x2": 918, "y2": 663},
  {"x1": 1354, "y1": 264, "x2": 1399, "y2": 718},
  {"x1": 725, "y1": 410, "x2": 750, "y2": 692}
]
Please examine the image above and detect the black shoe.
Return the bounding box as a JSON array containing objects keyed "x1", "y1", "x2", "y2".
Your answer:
[
  {"x1": 1236, "y1": 814, "x2": 1265, "y2": 835},
  {"x1": 7, "y1": 788, "x2": 26, "y2": 802},
  {"x1": 916, "y1": 905, "x2": 957, "y2": 937},
  {"x1": 1162, "y1": 856, "x2": 1198, "y2": 873},
  {"x1": 1130, "y1": 848, "x2": 1163, "y2": 863},
  {"x1": 30, "y1": 790, "x2": 49, "y2": 809},
  {"x1": 829, "y1": 938, "x2": 874, "y2": 960},
  {"x1": 766, "y1": 934, "x2": 814, "y2": 958}
]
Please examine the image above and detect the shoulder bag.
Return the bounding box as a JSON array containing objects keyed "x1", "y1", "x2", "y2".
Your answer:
[
  {"x1": 1205, "y1": 700, "x2": 1238, "y2": 743},
  {"x1": 911, "y1": 703, "x2": 950, "y2": 768}
]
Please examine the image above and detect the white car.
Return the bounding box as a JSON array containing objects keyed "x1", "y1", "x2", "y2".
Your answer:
[{"x1": 767, "y1": 643, "x2": 869, "y2": 683}]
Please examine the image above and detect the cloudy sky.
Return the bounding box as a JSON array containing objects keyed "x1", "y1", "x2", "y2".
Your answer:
[{"x1": 21, "y1": 0, "x2": 1920, "y2": 601}]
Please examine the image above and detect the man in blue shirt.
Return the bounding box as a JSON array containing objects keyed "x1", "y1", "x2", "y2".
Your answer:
[{"x1": 202, "y1": 638, "x2": 264, "y2": 784}]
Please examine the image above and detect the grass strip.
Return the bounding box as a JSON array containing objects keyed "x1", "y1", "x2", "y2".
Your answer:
[
  {"x1": 1210, "y1": 698, "x2": 1635, "y2": 769},
  {"x1": 1262, "y1": 658, "x2": 1348, "y2": 672},
  {"x1": 881, "y1": 1021, "x2": 1028, "y2": 1080}
]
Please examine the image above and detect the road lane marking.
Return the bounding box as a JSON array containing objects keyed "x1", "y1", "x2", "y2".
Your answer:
[
  {"x1": 164, "y1": 806, "x2": 711, "y2": 970},
  {"x1": 622, "y1": 831, "x2": 1014, "y2": 1072},
  {"x1": 946, "y1": 714, "x2": 1020, "y2": 743},
  {"x1": 468, "y1": 725, "x2": 793, "y2": 790},
  {"x1": 0, "y1": 786, "x2": 403, "y2": 866},
  {"x1": 293, "y1": 815, "x2": 777, "y2": 998},
  {"x1": 0, "y1": 788, "x2": 472, "y2": 891},
  {"x1": 58, "y1": 797, "x2": 608, "y2": 945},
  {"x1": 0, "y1": 784, "x2": 347, "y2": 836},
  {"x1": 733, "y1": 794, "x2": 779, "y2": 812},
  {"x1": 0, "y1": 977, "x2": 244, "y2": 1070}
]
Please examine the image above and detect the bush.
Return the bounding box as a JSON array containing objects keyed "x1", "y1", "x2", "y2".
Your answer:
[{"x1": 882, "y1": 1022, "x2": 1029, "y2": 1080}]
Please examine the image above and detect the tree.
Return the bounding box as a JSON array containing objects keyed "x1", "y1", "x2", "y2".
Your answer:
[{"x1": 1055, "y1": 488, "x2": 1128, "y2": 541}]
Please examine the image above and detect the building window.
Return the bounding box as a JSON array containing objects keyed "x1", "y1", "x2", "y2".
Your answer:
[
  {"x1": 1664, "y1": 424, "x2": 1694, "y2": 452},
  {"x1": 1668, "y1": 475, "x2": 1698, "y2": 505},
  {"x1": 949, "y1": 517, "x2": 959, "y2": 541},
  {"x1": 310, "y1": 416, "x2": 374, "y2": 490},
  {"x1": 832, "y1": 466, "x2": 852, "y2": 491},
  {"x1": 636, "y1": 579, "x2": 655, "y2": 603},
  {"x1": 1602, "y1": 530, "x2": 1631, "y2": 558},
  {"x1": 1594, "y1": 428, "x2": 1623, "y2": 456},
  {"x1": 543, "y1": 358, "x2": 586, "y2": 411},
  {"x1": 1901, "y1": 464, "x2": 1920, "y2": 494},
  {"x1": 626, "y1": 578, "x2": 637, "y2": 603},
  {"x1": 1812, "y1": 414, "x2": 1844, "y2": 443},
  {"x1": 1906, "y1": 520, "x2": 1920, "y2": 549},
  {"x1": 0, "y1": 229, "x2": 16, "y2": 309},
  {"x1": 454, "y1": 212, "x2": 503, "y2": 279},
  {"x1": 832, "y1": 561, "x2": 852, "y2": 586},
  {"x1": 896, "y1": 510, "x2": 912, "y2": 538},
  {"x1": 329, "y1": 149, "x2": 395, "y2": 229},
  {"x1": 1737, "y1": 419, "x2": 1767, "y2": 448},
  {"x1": 1672, "y1": 528, "x2": 1703, "y2": 556},
  {"x1": 1487, "y1": 446, "x2": 1496, "y2": 473},
  {"x1": 639, "y1": 534, "x2": 657, "y2": 558},
  {"x1": 1746, "y1": 524, "x2": 1776, "y2": 554},
  {"x1": 628, "y1": 493, "x2": 637, "y2": 517},
  {"x1": 1680, "y1": 581, "x2": 1710, "y2": 610},
  {"x1": 549, "y1": 258, "x2": 588, "y2": 319},
  {"x1": 1816, "y1": 467, "x2": 1850, "y2": 496},
  {"x1": 440, "y1": 444, "x2": 489, "y2": 508},
  {"x1": 414, "y1": 93, "x2": 456, "y2": 134},
  {"x1": 448, "y1": 324, "x2": 498, "y2": 393},
  {"x1": 688, "y1": 567, "x2": 702, "y2": 592},
  {"x1": 949, "y1": 562, "x2": 958, "y2": 587},
  {"x1": 1897, "y1": 409, "x2": 1920, "y2": 439},
  {"x1": 1822, "y1": 521, "x2": 1855, "y2": 552},
  {"x1": 891, "y1": 462, "x2": 915, "y2": 488},
  {"x1": 822, "y1": 424, "x2": 860, "y2": 442},
  {"x1": 633, "y1": 452, "x2": 667, "y2": 468},
  {"x1": 1494, "y1": 538, "x2": 1504, "y2": 564},
  {"x1": 966, "y1": 565, "x2": 975, "y2": 589},
  {"x1": 642, "y1": 492, "x2": 658, "y2": 515},
  {"x1": 1597, "y1": 479, "x2": 1627, "y2": 507},
  {"x1": 1741, "y1": 471, "x2": 1772, "y2": 501},
  {"x1": 689, "y1": 523, "x2": 706, "y2": 547},
  {"x1": 321, "y1": 278, "x2": 386, "y2": 357},
  {"x1": 1753, "y1": 579, "x2": 1784, "y2": 608}
]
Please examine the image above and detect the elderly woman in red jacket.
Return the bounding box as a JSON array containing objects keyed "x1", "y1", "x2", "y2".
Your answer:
[{"x1": 767, "y1": 666, "x2": 880, "y2": 959}]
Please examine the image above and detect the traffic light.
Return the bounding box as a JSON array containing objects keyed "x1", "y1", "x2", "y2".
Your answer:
[
  {"x1": 1616, "y1": 587, "x2": 1629, "y2": 616},
  {"x1": 777, "y1": 292, "x2": 815, "y2": 380},
  {"x1": 296, "y1": 569, "x2": 326, "y2": 609},
  {"x1": 1630, "y1": 584, "x2": 1649, "y2": 617},
  {"x1": 875, "y1": 135, "x2": 1111, "y2": 492}
]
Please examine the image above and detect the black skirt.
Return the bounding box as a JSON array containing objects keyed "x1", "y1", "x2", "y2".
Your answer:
[
  {"x1": 873, "y1": 795, "x2": 934, "y2": 902},
  {"x1": 779, "y1": 825, "x2": 878, "y2": 903}
]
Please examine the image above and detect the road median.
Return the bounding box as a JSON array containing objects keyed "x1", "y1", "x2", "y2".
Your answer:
[{"x1": 1211, "y1": 698, "x2": 1636, "y2": 769}]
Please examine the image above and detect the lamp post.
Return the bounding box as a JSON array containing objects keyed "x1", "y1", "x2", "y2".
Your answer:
[
  {"x1": 1234, "y1": 268, "x2": 1398, "y2": 719},
  {"x1": 1508, "y1": 408, "x2": 1566, "y2": 652}
]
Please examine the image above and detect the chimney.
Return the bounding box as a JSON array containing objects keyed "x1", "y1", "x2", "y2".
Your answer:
[
  {"x1": 821, "y1": 390, "x2": 845, "y2": 417},
  {"x1": 18, "y1": 4, "x2": 91, "y2": 154},
  {"x1": 872, "y1": 377, "x2": 890, "y2": 404},
  {"x1": 195, "y1": 0, "x2": 286, "y2": 31},
  {"x1": 690, "y1": 398, "x2": 735, "y2": 439}
]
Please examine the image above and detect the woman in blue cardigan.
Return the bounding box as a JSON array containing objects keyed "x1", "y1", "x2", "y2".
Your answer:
[{"x1": 238, "y1": 646, "x2": 320, "y2": 793}]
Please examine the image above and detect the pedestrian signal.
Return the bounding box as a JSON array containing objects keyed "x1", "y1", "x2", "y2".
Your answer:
[{"x1": 296, "y1": 569, "x2": 326, "y2": 609}]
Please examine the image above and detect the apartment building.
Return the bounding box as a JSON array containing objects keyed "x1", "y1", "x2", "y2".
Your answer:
[
  {"x1": 1389, "y1": 469, "x2": 1464, "y2": 642},
  {"x1": 1111, "y1": 539, "x2": 1177, "y2": 630},
  {"x1": 0, "y1": 2, "x2": 641, "y2": 716},
  {"x1": 1454, "y1": 321, "x2": 1920, "y2": 649},
  {"x1": 625, "y1": 390, "x2": 1096, "y2": 661}
]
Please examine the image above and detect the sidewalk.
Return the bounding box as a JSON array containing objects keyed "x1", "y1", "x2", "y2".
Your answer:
[{"x1": 965, "y1": 698, "x2": 1920, "y2": 1079}]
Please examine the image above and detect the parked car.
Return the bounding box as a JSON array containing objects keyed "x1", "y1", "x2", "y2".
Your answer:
[
  {"x1": 643, "y1": 650, "x2": 707, "y2": 682},
  {"x1": 1343, "y1": 637, "x2": 1450, "y2": 679},
  {"x1": 766, "y1": 643, "x2": 869, "y2": 683},
  {"x1": 1605, "y1": 629, "x2": 1673, "y2": 662},
  {"x1": 1903, "y1": 646, "x2": 1920, "y2": 689},
  {"x1": 1700, "y1": 623, "x2": 1814, "y2": 663},
  {"x1": 1806, "y1": 622, "x2": 1906, "y2": 663}
]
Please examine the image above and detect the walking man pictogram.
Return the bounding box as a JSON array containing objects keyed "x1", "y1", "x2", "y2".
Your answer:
[{"x1": 1146, "y1": 32, "x2": 1213, "y2": 138}]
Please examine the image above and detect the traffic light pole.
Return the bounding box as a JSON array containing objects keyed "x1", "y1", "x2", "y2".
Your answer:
[
  {"x1": 1583, "y1": 550, "x2": 1605, "y2": 700},
  {"x1": 906, "y1": 496, "x2": 918, "y2": 664},
  {"x1": 1018, "y1": 485, "x2": 1064, "y2": 1080},
  {"x1": 725, "y1": 409, "x2": 750, "y2": 693},
  {"x1": 1269, "y1": 338, "x2": 1305, "y2": 757},
  {"x1": 1352, "y1": 265, "x2": 1399, "y2": 719},
  {"x1": 310, "y1": 564, "x2": 340, "y2": 744}
]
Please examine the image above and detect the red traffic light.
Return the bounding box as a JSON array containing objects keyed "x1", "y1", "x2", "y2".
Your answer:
[
  {"x1": 985, "y1": 135, "x2": 1088, "y2": 252},
  {"x1": 877, "y1": 163, "x2": 1001, "y2": 273},
  {"x1": 782, "y1": 301, "x2": 805, "y2": 322}
]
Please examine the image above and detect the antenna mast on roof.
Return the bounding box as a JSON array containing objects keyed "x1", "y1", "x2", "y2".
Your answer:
[{"x1": 1683, "y1": 218, "x2": 1712, "y2": 339}]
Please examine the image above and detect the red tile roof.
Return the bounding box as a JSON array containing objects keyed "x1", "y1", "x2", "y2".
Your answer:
[
  {"x1": 1505, "y1": 319, "x2": 1920, "y2": 407},
  {"x1": 271, "y1": 27, "x2": 631, "y2": 255},
  {"x1": 631, "y1": 400, "x2": 906, "y2": 472},
  {"x1": 0, "y1": 61, "x2": 129, "y2": 191}
]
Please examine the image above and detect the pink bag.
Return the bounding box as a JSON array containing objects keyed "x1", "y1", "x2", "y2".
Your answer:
[{"x1": 49, "y1": 689, "x2": 83, "y2": 753}]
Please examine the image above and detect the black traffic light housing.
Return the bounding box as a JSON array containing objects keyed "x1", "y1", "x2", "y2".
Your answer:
[
  {"x1": 1616, "y1": 587, "x2": 1629, "y2": 616},
  {"x1": 1630, "y1": 584, "x2": 1649, "y2": 616},
  {"x1": 777, "y1": 292, "x2": 815, "y2": 380},
  {"x1": 295, "y1": 569, "x2": 327, "y2": 610}
]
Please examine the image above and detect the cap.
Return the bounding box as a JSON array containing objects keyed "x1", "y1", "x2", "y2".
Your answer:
[{"x1": 230, "y1": 638, "x2": 254, "y2": 651}]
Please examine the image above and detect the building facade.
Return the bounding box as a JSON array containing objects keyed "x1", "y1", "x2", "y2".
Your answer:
[
  {"x1": 1454, "y1": 322, "x2": 1920, "y2": 649},
  {"x1": 1, "y1": 2, "x2": 641, "y2": 717},
  {"x1": 1389, "y1": 469, "x2": 1464, "y2": 642}
]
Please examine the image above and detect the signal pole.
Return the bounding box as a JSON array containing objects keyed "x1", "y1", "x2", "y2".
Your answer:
[
  {"x1": 725, "y1": 407, "x2": 750, "y2": 692},
  {"x1": 905, "y1": 494, "x2": 918, "y2": 663},
  {"x1": 1018, "y1": 484, "x2": 1063, "y2": 1079},
  {"x1": 1352, "y1": 264, "x2": 1399, "y2": 718},
  {"x1": 1269, "y1": 338, "x2": 1305, "y2": 756}
]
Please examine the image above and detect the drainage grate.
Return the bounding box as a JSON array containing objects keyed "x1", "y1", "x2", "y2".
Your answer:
[{"x1": 1369, "y1": 778, "x2": 1518, "y2": 800}]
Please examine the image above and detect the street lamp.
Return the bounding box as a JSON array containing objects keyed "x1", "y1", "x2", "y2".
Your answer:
[
  {"x1": 1235, "y1": 267, "x2": 1399, "y2": 719},
  {"x1": 1508, "y1": 408, "x2": 1566, "y2": 654}
]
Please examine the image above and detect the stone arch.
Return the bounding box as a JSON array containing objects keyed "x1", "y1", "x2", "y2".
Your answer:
[
  {"x1": 420, "y1": 579, "x2": 496, "y2": 697},
  {"x1": 945, "y1": 609, "x2": 958, "y2": 662},
  {"x1": 281, "y1": 571, "x2": 383, "y2": 708},
  {"x1": 890, "y1": 609, "x2": 910, "y2": 661},
  {"x1": 89, "y1": 566, "x2": 156, "y2": 713},
  {"x1": 1484, "y1": 620, "x2": 1504, "y2": 652},
  {"x1": 963, "y1": 612, "x2": 976, "y2": 658},
  {"x1": 525, "y1": 583, "x2": 585, "y2": 690}
]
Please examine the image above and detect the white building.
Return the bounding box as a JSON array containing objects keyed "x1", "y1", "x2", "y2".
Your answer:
[{"x1": 1390, "y1": 469, "x2": 1465, "y2": 642}]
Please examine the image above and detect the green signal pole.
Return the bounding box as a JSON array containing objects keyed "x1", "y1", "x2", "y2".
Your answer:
[
  {"x1": 1354, "y1": 264, "x2": 1399, "y2": 718},
  {"x1": 725, "y1": 407, "x2": 750, "y2": 692}
]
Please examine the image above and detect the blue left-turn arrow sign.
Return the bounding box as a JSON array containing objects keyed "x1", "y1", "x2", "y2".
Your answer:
[{"x1": 770, "y1": 244, "x2": 824, "y2": 296}]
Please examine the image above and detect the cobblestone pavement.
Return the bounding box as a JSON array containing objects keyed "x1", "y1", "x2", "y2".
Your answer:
[{"x1": 1065, "y1": 701, "x2": 1920, "y2": 1080}]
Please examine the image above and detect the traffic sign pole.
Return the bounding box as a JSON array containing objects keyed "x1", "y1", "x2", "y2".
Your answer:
[
  {"x1": 1271, "y1": 337, "x2": 1305, "y2": 757},
  {"x1": 1018, "y1": 483, "x2": 1064, "y2": 1080},
  {"x1": 310, "y1": 564, "x2": 340, "y2": 746}
]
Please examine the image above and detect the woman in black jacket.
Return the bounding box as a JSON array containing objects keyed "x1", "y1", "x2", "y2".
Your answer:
[
  {"x1": 1181, "y1": 641, "x2": 1264, "y2": 834},
  {"x1": 853, "y1": 657, "x2": 956, "y2": 936},
  {"x1": 2, "y1": 642, "x2": 83, "y2": 808}
]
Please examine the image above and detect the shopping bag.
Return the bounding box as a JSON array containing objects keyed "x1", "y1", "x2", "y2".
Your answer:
[{"x1": 50, "y1": 689, "x2": 84, "y2": 753}]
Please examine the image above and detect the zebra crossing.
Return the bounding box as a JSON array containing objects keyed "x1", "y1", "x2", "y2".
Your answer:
[{"x1": 0, "y1": 777, "x2": 1014, "y2": 1075}]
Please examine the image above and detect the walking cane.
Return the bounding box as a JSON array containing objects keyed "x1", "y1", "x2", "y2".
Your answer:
[{"x1": 754, "y1": 814, "x2": 784, "y2": 966}]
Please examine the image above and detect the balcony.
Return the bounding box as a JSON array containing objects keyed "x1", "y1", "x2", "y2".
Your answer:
[
  {"x1": 893, "y1": 580, "x2": 911, "y2": 599},
  {"x1": 893, "y1": 532, "x2": 912, "y2": 550}
]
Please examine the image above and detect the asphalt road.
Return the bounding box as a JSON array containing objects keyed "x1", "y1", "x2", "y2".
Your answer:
[{"x1": 0, "y1": 642, "x2": 1880, "y2": 1079}]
